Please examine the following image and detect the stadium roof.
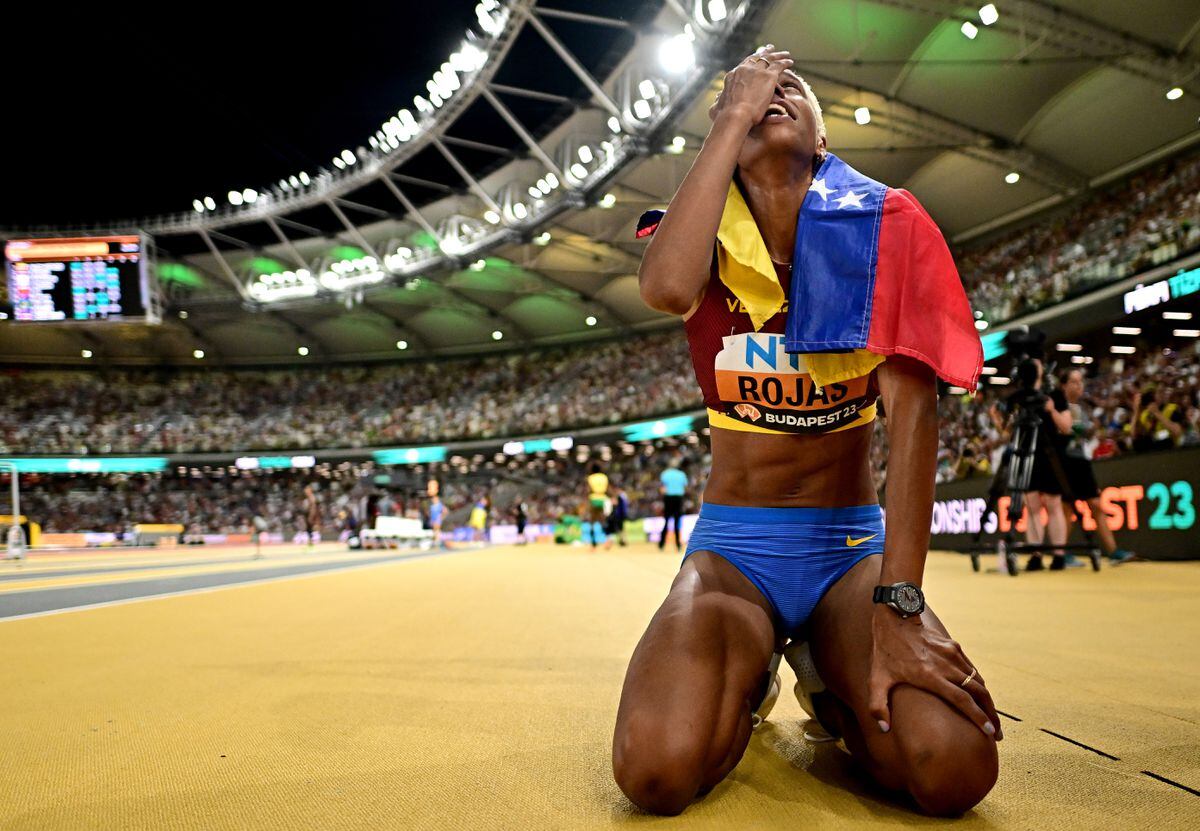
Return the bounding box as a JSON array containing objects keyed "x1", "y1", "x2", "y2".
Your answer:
[{"x1": 2, "y1": 0, "x2": 1199, "y2": 366}]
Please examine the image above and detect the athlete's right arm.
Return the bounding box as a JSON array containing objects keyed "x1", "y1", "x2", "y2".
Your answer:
[{"x1": 637, "y1": 49, "x2": 792, "y2": 316}]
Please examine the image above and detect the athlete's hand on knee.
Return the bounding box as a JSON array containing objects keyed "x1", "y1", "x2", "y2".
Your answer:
[
  {"x1": 866, "y1": 608, "x2": 1002, "y2": 740},
  {"x1": 708, "y1": 46, "x2": 794, "y2": 128}
]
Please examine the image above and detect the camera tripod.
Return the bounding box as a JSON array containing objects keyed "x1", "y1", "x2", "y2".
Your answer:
[{"x1": 967, "y1": 408, "x2": 1102, "y2": 576}]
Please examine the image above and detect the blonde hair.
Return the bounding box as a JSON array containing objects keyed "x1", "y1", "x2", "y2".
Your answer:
[{"x1": 796, "y1": 75, "x2": 827, "y2": 146}]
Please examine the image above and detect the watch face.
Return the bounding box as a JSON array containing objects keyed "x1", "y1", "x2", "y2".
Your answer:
[{"x1": 896, "y1": 585, "x2": 922, "y2": 614}]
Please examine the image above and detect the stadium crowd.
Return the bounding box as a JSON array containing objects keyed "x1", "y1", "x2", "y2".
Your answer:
[
  {"x1": 17, "y1": 330, "x2": 1198, "y2": 536},
  {"x1": 0, "y1": 333, "x2": 700, "y2": 455},
  {"x1": 958, "y1": 149, "x2": 1200, "y2": 323},
  {"x1": 871, "y1": 338, "x2": 1200, "y2": 490}
]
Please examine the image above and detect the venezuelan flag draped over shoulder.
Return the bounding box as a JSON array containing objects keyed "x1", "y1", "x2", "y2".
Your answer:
[{"x1": 785, "y1": 154, "x2": 982, "y2": 391}]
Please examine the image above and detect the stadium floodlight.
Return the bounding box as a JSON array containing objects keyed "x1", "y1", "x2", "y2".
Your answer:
[
  {"x1": 298, "y1": 346, "x2": 310, "y2": 356},
  {"x1": 1005, "y1": 172, "x2": 1020, "y2": 184},
  {"x1": 570, "y1": 162, "x2": 588, "y2": 180},
  {"x1": 528, "y1": 185, "x2": 543, "y2": 199},
  {"x1": 981, "y1": 365, "x2": 997, "y2": 375},
  {"x1": 961, "y1": 21, "x2": 979, "y2": 39},
  {"x1": 81, "y1": 349, "x2": 93, "y2": 358},
  {"x1": 707, "y1": 0, "x2": 727, "y2": 22},
  {"x1": 341, "y1": 149, "x2": 356, "y2": 165},
  {"x1": 975, "y1": 320, "x2": 989, "y2": 330},
  {"x1": 979, "y1": 4, "x2": 998, "y2": 25},
  {"x1": 1166, "y1": 87, "x2": 1184, "y2": 100},
  {"x1": 633, "y1": 99, "x2": 653, "y2": 119},
  {"x1": 608, "y1": 116, "x2": 621, "y2": 133},
  {"x1": 243, "y1": 189, "x2": 258, "y2": 203},
  {"x1": 1173, "y1": 329, "x2": 1200, "y2": 337},
  {"x1": 228, "y1": 190, "x2": 243, "y2": 206},
  {"x1": 333, "y1": 157, "x2": 346, "y2": 170},
  {"x1": 298, "y1": 171, "x2": 311, "y2": 185},
  {"x1": 439, "y1": 237, "x2": 465, "y2": 255},
  {"x1": 659, "y1": 33, "x2": 696, "y2": 74},
  {"x1": 854, "y1": 106, "x2": 871, "y2": 125},
  {"x1": 599, "y1": 193, "x2": 616, "y2": 209},
  {"x1": 470, "y1": 259, "x2": 487, "y2": 271},
  {"x1": 534, "y1": 232, "x2": 552, "y2": 246},
  {"x1": 1112, "y1": 326, "x2": 1141, "y2": 335},
  {"x1": 204, "y1": 196, "x2": 216, "y2": 210},
  {"x1": 639, "y1": 79, "x2": 657, "y2": 99},
  {"x1": 672, "y1": 136, "x2": 687, "y2": 151},
  {"x1": 988, "y1": 376, "x2": 1011, "y2": 385},
  {"x1": 193, "y1": 349, "x2": 205, "y2": 360},
  {"x1": 1164, "y1": 311, "x2": 1193, "y2": 320},
  {"x1": 585, "y1": 315, "x2": 598, "y2": 326},
  {"x1": 1071, "y1": 355, "x2": 1094, "y2": 365},
  {"x1": 578, "y1": 145, "x2": 594, "y2": 164},
  {"x1": 492, "y1": 329, "x2": 503, "y2": 340},
  {"x1": 1110, "y1": 345, "x2": 1136, "y2": 354},
  {"x1": 179, "y1": 310, "x2": 189, "y2": 319},
  {"x1": 396, "y1": 340, "x2": 408, "y2": 350},
  {"x1": 484, "y1": 210, "x2": 500, "y2": 224},
  {"x1": 512, "y1": 202, "x2": 528, "y2": 219},
  {"x1": 1056, "y1": 343, "x2": 1083, "y2": 352},
  {"x1": 545, "y1": 172, "x2": 559, "y2": 190},
  {"x1": 193, "y1": 200, "x2": 205, "y2": 213}
]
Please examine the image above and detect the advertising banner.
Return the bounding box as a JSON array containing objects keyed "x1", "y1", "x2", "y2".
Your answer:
[{"x1": 927, "y1": 447, "x2": 1198, "y2": 560}]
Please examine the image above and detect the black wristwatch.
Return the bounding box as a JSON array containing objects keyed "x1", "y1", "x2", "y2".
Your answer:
[{"x1": 873, "y1": 582, "x2": 925, "y2": 618}]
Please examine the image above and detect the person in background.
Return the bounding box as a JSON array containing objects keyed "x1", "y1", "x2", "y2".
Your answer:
[
  {"x1": 1057, "y1": 369, "x2": 1138, "y2": 564},
  {"x1": 429, "y1": 492, "x2": 446, "y2": 548},
  {"x1": 515, "y1": 500, "x2": 529, "y2": 545},
  {"x1": 1130, "y1": 383, "x2": 1185, "y2": 452},
  {"x1": 586, "y1": 463, "x2": 610, "y2": 551},
  {"x1": 658, "y1": 457, "x2": 688, "y2": 552},
  {"x1": 607, "y1": 484, "x2": 630, "y2": 548},
  {"x1": 468, "y1": 495, "x2": 489, "y2": 543}
]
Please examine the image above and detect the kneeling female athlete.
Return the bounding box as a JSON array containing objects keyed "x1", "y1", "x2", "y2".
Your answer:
[{"x1": 612, "y1": 47, "x2": 1000, "y2": 817}]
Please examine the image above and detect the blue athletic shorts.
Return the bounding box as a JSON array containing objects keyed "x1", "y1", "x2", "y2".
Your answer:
[{"x1": 684, "y1": 502, "x2": 885, "y2": 634}]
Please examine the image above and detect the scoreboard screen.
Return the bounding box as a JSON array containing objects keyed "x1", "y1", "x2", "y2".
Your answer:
[{"x1": 5, "y1": 235, "x2": 157, "y2": 323}]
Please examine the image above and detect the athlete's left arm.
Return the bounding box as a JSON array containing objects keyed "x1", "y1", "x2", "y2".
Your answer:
[
  {"x1": 875, "y1": 354, "x2": 938, "y2": 588},
  {"x1": 868, "y1": 354, "x2": 1002, "y2": 739}
]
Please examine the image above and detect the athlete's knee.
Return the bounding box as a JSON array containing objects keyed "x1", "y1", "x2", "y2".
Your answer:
[
  {"x1": 612, "y1": 719, "x2": 707, "y2": 815},
  {"x1": 901, "y1": 711, "x2": 998, "y2": 816}
]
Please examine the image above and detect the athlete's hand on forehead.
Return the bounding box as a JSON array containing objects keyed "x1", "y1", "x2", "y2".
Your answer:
[{"x1": 708, "y1": 44, "x2": 795, "y2": 126}]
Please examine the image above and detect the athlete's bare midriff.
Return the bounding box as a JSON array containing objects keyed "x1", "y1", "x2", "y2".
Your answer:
[{"x1": 704, "y1": 419, "x2": 877, "y2": 508}]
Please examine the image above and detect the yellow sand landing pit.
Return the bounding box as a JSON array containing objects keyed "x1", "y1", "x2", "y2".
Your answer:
[{"x1": 1, "y1": 544, "x2": 1197, "y2": 829}]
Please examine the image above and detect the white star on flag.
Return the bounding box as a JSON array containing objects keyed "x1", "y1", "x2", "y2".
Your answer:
[
  {"x1": 835, "y1": 191, "x2": 865, "y2": 210},
  {"x1": 809, "y1": 178, "x2": 833, "y2": 200}
]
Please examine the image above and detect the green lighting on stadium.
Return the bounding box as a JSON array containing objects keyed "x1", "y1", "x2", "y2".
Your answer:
[
  {"x1": 623, "y1": 416, "x2": 696, "y2": 442},
  {"x1": 329, "y1": 246, "x2": 366, "y2": 262},
  {"x1": 248, "y1": 258, "x2": 286, "y2": 274},
  {"x1": 0, "y1": 457, "x2": 170, "y2": 474},
  {"x1": 157, "y1": 263, "x2": 205, "y2": 287},
  {"x1": 411, "y1": 231, "x2": 439, "y2": 251},
  {"x1": 372, "y1": 446, "x2": 448, "y2": 465}
]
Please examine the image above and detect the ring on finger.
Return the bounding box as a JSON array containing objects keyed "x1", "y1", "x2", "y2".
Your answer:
[
  {"x1": 960, "y1": 667, "x2": 978, "y2": 687},
  {"x1": 751, "y1": 56, "x2": 771, "y2": 67}
]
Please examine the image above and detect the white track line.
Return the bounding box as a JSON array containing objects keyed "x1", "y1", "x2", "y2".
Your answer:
[{"x1": 0, "y1": 547, "x2": 465, "y2": 623}]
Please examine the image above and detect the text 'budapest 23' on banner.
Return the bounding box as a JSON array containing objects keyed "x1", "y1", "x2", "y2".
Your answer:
[{"x1": 920, "y1": 446, "x2": 1197, "y2": 561}]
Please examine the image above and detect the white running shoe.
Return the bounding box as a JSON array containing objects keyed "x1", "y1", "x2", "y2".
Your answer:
[
  {"x1": 783, "y1": 640, "x2": 837, "y2": 743},
  {"x1": 750, "y1": 651, "x2": 783, "y2": 730}
]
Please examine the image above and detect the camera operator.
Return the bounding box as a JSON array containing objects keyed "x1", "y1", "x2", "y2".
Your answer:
[
  {"x1": 993, "y1": 358, "x2": 1074, "y2": 570},
  {"x1": 1058, "y1": 369, "x2": 1139, "y2": 564}
]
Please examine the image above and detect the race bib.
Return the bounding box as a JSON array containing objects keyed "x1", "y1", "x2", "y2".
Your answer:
[{"x1": 714, "y1": 332, "x2": 874, "y2": 433}]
